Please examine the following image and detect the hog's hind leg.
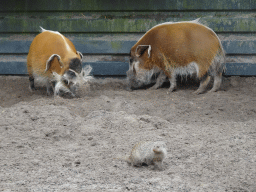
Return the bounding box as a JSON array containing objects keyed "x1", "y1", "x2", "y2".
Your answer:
[
  {"x1": 209, "y1": 72, "x2": 222, "y2": 92},
  {"x1": 167, "y1": 73, "x2": 177, "y2": 93},
  {"x1": 194, "y1": 74, "x2": 211, "y2": 94}
]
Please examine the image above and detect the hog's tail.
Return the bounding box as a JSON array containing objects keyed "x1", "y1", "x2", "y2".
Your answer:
[{"x1": 39, "y1": 26, "x2": 46, "y2": 33}]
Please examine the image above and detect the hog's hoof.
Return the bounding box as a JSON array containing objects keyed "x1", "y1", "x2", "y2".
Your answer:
[
  {"x1": 208, "y1": 88, "x2": 219, "y2": 93},
  {"x1": 193, "y1": 89, "x2": 206, "y2": 95},
  {"x1": 125, "y1": 87, "x2": 133, "y2": 91},
  {"x1": 29, "y1": 86, "x2": 36, "y2": 92},
  {"x1": 46, "y1": 90, "x2": 54, "y2": 96},
  {"x1": 148, "y1": 85, "x2": 158, "y2": 90},
  {"x1": 167, "y1": 87, "x2": 176, "y2": 94}
]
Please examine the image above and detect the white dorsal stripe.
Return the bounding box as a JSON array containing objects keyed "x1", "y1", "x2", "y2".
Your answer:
[
  {"x1": 135, "y1": 18, "x2": 224, "y2": 59},
  {"x1": 137, "y1": 18, "x2": 201, "y2": 44},
  {"x1": 39, "y1": 27, "x2": 72, "y2": 52}
]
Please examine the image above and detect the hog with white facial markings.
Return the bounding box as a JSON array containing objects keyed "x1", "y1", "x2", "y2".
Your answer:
[
  {"x1": 127, "y1": 19, "x2": 225, "y2": 94},
  {"x1": 27, "y1": 27, "x2": 92, "y2": 97}
]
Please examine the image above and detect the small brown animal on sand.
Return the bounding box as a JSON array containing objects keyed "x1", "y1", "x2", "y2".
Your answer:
[{"x1": 117, "y1": 141, "x2": 167, "y2": 170}]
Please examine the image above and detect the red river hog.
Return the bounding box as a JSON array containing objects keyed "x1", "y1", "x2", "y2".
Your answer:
[
  {"x1": 27, "y1": 27, "x2": 92, "y2": 97},
  {"x1": 126, "y1": 19, "x2": 225, "y2": 94}
]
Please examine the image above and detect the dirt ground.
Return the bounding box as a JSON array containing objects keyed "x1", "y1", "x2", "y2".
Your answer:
[{"x1": 0, "y1": 75, "x2": 256, "y2": 192}]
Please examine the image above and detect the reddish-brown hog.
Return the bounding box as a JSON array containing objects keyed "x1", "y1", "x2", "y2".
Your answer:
[
  {"x1": 127, "y1": 19, "x2": 225, "y2": 94},
  {"x1": 27, "y1": 27, "x2": 91, "y2": 97}
]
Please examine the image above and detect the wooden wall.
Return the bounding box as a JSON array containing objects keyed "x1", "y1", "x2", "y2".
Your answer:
[{"x1": 0, "y1": 0, "x2": 256, "y2": 76}]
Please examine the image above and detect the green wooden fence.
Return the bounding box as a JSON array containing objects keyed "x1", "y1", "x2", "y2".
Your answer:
[{"x1": 0, "y1": 0, "x2": 256, "y2": 76}]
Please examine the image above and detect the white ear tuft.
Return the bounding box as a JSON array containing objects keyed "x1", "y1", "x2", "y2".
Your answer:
[
  {"x1": 76, "y1": 51, "x2": 83, "y2": 60},
  {"x1": 148, "y1": 45, "x2": 151, "y2": 58},
  {"x1": 135, "y1": 45, "x2": 151, "y2": 58},
  {"x1": 45, "y1": 54, "x2": 63, "y2": 72}
]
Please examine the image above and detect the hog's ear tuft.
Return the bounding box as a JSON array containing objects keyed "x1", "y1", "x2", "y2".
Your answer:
[
  {"x1": 45, "y1": 54, "x2": 64, "y2": 72},
  {"x1": 76, "y1": 51, "x2": 83, "y2": 60},
  {"x1": 135, "y1": 45, "x2": 151, "y2": 58}
]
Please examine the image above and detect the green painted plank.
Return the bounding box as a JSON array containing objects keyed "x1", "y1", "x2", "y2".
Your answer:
[
  {"x1": 225, "y1": 63, "x2": 256, "y2": 76},
  {"x1": 0, "y1": 39, "x2": 137, "y2": 54},
  {"x1": 0, "y1": 61, "x2": 28, "y2": 75},
  {"x1": 0, "y1": 61, "x2": 128, "y2": 76},
  {"x1": 0, "y1": 11, "x2": 253, "y2": 19},
  {"x1": 1, "y1": 0, "x2": 256, "y2": 11},
  {"x1": 73, "y1": 40, "x2": 136, "y2": 54},
  {"x1": 83, "y1": 62, "x2": 129, "y2": 76},
  {"x1": 0, "y1": 60, "x2": 255, "y2": 76},
  {"x1": 1, "y1": 39, "x2": 256, "y2": 55},
  {"x1": 222, "y1": 41, "x2": 256, "y2": 55},
  {"x1": 0, "y1": 40, "x2": 32, "y2": 54},
  {"x1": 1, "y1": 16, "x2": 256, "y2": 33},
  {"x1": 203, "y1": 18, "x2": 256, "y2": 33}
]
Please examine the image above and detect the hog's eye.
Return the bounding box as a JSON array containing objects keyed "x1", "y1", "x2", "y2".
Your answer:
[
  {"x1": 67, "y1": 70, "x2": 76, "y2": 78},
  {"x1": 63, "y1": 79, "x2": 69, "y2": 85},
  {"x1": 129, "y1": 58, "x2": 134, "y2": 66}
]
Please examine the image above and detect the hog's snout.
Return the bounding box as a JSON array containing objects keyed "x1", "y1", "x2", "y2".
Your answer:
[{"x1": 126, "y1": 69, "x2": 143, "y2": 90}]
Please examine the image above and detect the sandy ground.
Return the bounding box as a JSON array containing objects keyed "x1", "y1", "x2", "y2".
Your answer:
[{"x1": 0, "y1": 75, "x2": 256, "y2": 192}]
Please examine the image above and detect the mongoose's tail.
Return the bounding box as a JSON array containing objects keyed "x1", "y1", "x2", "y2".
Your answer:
[{"x1": 114, "y1": 155, "x2": 131, "y2": 164}]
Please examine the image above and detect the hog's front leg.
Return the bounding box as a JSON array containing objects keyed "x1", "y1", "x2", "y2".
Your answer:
[
  {"x1": 167, "y1": 72, "x2": 177, "y2": 93},
  {"x1": 149, "y1": 71, "x2": 167, "y2": 90}
]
